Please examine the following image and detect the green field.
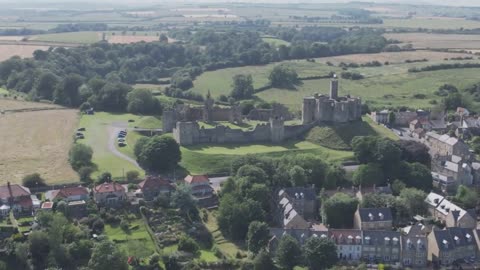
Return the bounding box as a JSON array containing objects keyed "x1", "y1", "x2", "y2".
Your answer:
[
  {"x1": 262, "y1": 37, "x2": 291, "y2": 46},
  {"x1": 305, "y1": 117, "x2": 397, "y2": 150},
  {"x1": 383, "y1": 17, "x2": 480, "y2": 30},
  {"x1": 0, "y1": 88, "x2": 8, "y2": 95},
  {"x1": 32, "y1": 31, "x2": 101, "y2": 44},
  {"x1": 104, "y1": 218, "x2": 156, "y2": 258},
  {"x1": 78, "y1": 112, "x2": 144, "y2": 179}
]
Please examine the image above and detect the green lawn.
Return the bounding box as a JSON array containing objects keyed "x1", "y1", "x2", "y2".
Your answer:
[
  {"x1": 204, "y1": 211, "x2": 244, "y2": 258},
  {"x1": 162, "y1": 244, "x2": 219, "y2": 263},
  {"x1": 0, "y1": 88, "x2": 8, "y2": 95},
  {"x1": 262, "y1": 37, "x2": 291, "y2": 47},
  {"x1": 32, "y1": 31, "x2": 101, "y2": 44},
  {"x1": 131, "y1": 116, "x2": 162, "y2": 129},
  {"x1": 305, "y1": 117, "x2": 397, "y2": 150},
  {"x1": 78, "y1": 112, "x2": 144, "y2": 179},
  {"x1": 104, "y1": 219, "x2": 156, "y2": 257}
]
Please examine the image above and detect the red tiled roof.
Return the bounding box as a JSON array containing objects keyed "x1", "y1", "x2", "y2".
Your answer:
[
  {"x1": 0, "y1": 184, "x2": 30, "y2": 200},
  {"x1": 138, "y1": 176, "x2": 172, "y2": 191},
  {"x1": 184, "y1": 175, "x2": 209, "y2": 184},
  {"x1": 94, "y1": 182, "x2": 125, "y2": 194},
  {"x1": 56, "y1": 186, "x2": 88, "y2": 199},
  {"x1": 17, "y1": 196, "x2": 32, "y2": 208},
  {"x1": 42, "y1": 202, "x2": 54, "y2": 209}
]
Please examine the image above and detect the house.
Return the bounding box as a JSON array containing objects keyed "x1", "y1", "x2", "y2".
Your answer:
[
  {"x1": 425, "y1": 192, "x2": 476, "y2": 228},
  {"x1": 45, "y1": 186, "x2": 89, "y2": 202},
  {"x1": 279, "y1": 197, "x2": 309, "y2": 229},
  {"x1": 278, "y1": 187, "x2": 316, "y2": 220},
  {"x1": 184, "y1": 175, "x2": 213, "y2": 198},
  {"x1": 268, "y1": 227, "x2": 328, "y2": 252},
  {"x1": 329, "y1": 229, "x2": 362, "y2": 261},
  {"x1": 0, "y1": 182, "x2": 32, "y2": 214},
  {"x1": 431, "y1": 172, "x2": 456, "y2": 193},
  {"x1": 401, "y1": 223, "x2": 429, "y2": 268},
  {"x1": 41, "y1": 202, "x2": 53, "y2": 211},
  {"x1": 68, "y1": 200, "x2": 87, "y2": 218},
  {"x1": 370, "y1": 110, "x2": 389, "y2": 124},
  {"x1": 424, "y1": 132, "x2": 470, "y2": 160},
  {"x1": 356, "y1": 185, "x2": 392, "y2": 202},
  {"x1": 427, "y1": 227, "x2": 477, "y2": 266},
  {"x1": 93, "y1": 182, "x2": 126, "y2": 206},
  {"x1": 354, "y1": 208, "x2": 393, "y2": 230},
  {"x1": 362, "y1": 230, "x2": 401, "y2": 264},
  {"x1": 431, "y1": 155, "x2": 473, "y2": 190},
  {"x1": 138, "y1": 176, "x2": 174, "y2": 201}
]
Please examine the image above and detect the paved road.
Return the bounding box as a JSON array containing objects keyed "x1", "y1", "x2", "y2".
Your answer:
[{"x1": 107, "y1": 125, "x2": 140, "y2": 169}]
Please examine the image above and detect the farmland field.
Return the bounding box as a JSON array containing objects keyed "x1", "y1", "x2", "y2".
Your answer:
[
  {"x1": 0, "y1": 103, "x2": 79, "y2": 184},
  {"x1": 262, "y1": 37, "x2": 291, "y2": 46},
  {"x1": 0, "y1": 99, "x2": 62, "y2": 111},
  {"x1": 384, "y1": 33, "x2": 480, "y2": 49},
  {"x1": 0, "y1": 44, "x2": 50, "y2": 61},
  {"x1": 107, "y1": 35, "x2": 160, "y2": 44},
  {"x1": 382, "y1": 17, "x2": 480, "y2": 30},
  {"x1": 31, "y1": 31, "x2": 101, "y2": 44}
]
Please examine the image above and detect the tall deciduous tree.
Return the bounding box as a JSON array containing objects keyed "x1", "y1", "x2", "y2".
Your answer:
[
  {"x1": 136, "y1": 135, "x2": 181, "y2": 172},
  {"x1": 275, "y1": 235, "x2": 302, "y2": 270},
  {"x1": 88, "y1": 240, "x2": 128, "y2": 270},
  {"x1": 247, "y1": 221, "x2": 270, "y2": 254},
  {"x1": 303, "y1": 237, "x2": 338, "y2": 270},
  {"x1": 322, "y1": 192, "x2": 358, "y2": 228},
  {"x1": 231, "y1": 74, "x2": 254, "y2": 99},
  {"x1": 69, "y1": 144, "x2": 94, "y2": 171},
  {"x1": 253, "y1": 250, "x2": 277, "y2": 270},
  {"x1": 269, "y1": 65, "x2": 300, "y2": 89}
]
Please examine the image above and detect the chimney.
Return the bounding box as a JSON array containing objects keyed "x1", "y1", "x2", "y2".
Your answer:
[
  {"x1": 379, "y1": 213, "x2": 384, "y2": 220},
  {"x1": 368, "y1": 213, "x2": 374, "y2": 221},
  {"x1": 330, "y1": 75, "x2": 338, "y2": 100}
]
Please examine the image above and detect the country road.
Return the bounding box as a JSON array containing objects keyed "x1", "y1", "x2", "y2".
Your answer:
[{"x1": 107, "y1": 125, "x2": 140, "y2": 169}]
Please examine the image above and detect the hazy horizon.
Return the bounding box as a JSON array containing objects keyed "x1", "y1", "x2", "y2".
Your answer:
[{"x1": 2, "y1": 0, "x2": 480, "y2": 7}]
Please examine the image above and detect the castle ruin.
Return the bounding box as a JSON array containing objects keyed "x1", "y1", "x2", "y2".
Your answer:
[
  {"x1": 302, "y1": 76, "x2": 362, "y2": 124},
  {"x1": 167, "y1": 76, "x2": 362, "y2": 146}
]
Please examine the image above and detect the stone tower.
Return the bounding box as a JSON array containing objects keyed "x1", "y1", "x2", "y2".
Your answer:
[
  {"x1": 330, "y1": 74, "x2": 338, "y2": 100},
  {"x1": 302, "y1": 96, "x2": 317, "y2": 124},
  {"x1": 162, "y1": 110, "x2": 176, "y2": 132},
  {"x1": 203, "y1": 90, "x2": 214, "y2": 122},
  {"x1": 270, "y1": 117, "x2": 285, "y2": 143}
]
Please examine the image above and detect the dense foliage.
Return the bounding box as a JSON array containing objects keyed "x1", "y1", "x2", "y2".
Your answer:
[{"x1": 135, "y1": 135, "x2": 181, "y2": 172}]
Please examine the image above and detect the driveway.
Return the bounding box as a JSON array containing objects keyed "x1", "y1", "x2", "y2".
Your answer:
[{"x1": 108, "y1": 124, "x2": 140, "y2": 169}]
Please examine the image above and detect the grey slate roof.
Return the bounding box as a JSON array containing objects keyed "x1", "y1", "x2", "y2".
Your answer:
[
  {"x1": 362, "y1": 230, "x2": 401, "y2": 247},
  {"x1": 279, "y1": 187, "x2": 316, "y2": 201},
  {"x1": 432, "y1": 227, "x2": 476, "y2": 251},
  {"x1": 358, "y1": 208, "x2": 393, "y2": 223}
]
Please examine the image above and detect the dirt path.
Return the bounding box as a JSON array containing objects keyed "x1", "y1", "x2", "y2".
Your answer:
[{"x1": 107, "y1": 124, "x2": 140, "y2": 169}]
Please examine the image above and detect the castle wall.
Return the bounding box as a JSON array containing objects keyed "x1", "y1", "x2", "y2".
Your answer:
[
  {"x1": 284, "y1": 121, "x2": 317, "y2": 140},
  {"x1": 162, "y1": 110, "x2": 176, "y2": 132},
  {"x1": 302, "y1": 98, "x2": 316, "y2": 124},
  {"x1": 210, "y1": 107, "x2": 235, "y2": 122}
]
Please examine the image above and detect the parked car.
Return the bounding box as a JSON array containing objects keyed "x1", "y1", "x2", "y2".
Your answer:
[{"x1": 118, "y1": 142, "x2": 127, "y2": 147}]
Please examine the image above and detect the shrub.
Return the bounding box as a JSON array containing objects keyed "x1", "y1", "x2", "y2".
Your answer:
[
  {"x1": 178, "y1": 235, "x2": 200, "y2": 255},
  {"x1": 120, "y1": 219, "x2": 129, "y2": 232},
  {"x1": 126, "y1": 170, "x2": 140, "y2": 182},
  {"x1": 22, "y1": 173, "x2": 46, "y2": 188}
]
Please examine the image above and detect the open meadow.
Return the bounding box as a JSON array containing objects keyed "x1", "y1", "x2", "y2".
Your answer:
[
  {"x1": 31, "y1": 31, "x2": 101, "y2": 44},
  {"x1": 384, "y1": 33, "x2": 480, "y2": 50},
  {"x1": 193, "y1": 52, "x2": 480, "y2": 111},
  {"x1": 0, "y1": 44, "x2": 50, "y2": 61},
  {"x1": 0, "y1": 101, "x2": 79, "y2": 184}
]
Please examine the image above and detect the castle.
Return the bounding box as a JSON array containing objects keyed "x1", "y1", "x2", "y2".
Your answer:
[
  {"x1": 302, "y1": 76, "x2": 362, "y2": 124},
  {"x1": 166, "y1": 76, "x2": 362, "y2": 146}
]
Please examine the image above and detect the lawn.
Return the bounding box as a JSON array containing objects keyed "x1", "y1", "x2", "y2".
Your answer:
[
  {"x1": 203, "y1": 210, "x2": 244, "y2": 258},
  {"x1": 78, "y1": 112, "x2": 144, "y2": 179},
  {"x1": 0, "y1": 88, "x2": 7, "y2": 95},
  {"x1": 262, "y1": 37, "x2": 291, "y2": 47},
  {"x1": 104, "y1": 219, "x2": 157, "y2": 258},
  {"x1": 162, "y1": 244, "x2": 219, "y2": 263},
  {"x1": 180, "y1": 140, "x2": 354, "y2": 175},
  {"x1": 31, "y1": 31, "x2": 101, "y2": 44},
  {"x1": 193, "y1": 54, "x2": 480, "y2": 111},
  {"x1": 305, "y1": 117, "x2": 397, "y2": 150}
]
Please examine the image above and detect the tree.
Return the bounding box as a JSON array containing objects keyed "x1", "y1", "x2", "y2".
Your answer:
[
  {"x1": 126, "y1": 170, "x2": 139, "y2": 182},
  {"x1": 35, "y1": 71, "x2": 58, "y2": 99},
  {"x1": 217, "y1": 194, "x2": 265, "y2": 241},
  {"x1": 403, "y1": 162, "x2": 432, "y2": 192},
  {"x1": 29, "y1": 231, "x2": 50, "y2": 269},
  {"x1": 69, "y1": 144, "x2": 93, "y2": 171},
  {"x1": 275, "y1": 235, "x2": 302, "y2": 270},
  {"x1": 127, "y1": 89, "x2": 161, "y2": 114},
  {"x1": 303, "y1": 237, "x2": 338, "y2": 270},
  {"x1": 387, "y1": 111, "x2": 396, "y2": 125},
  {"x1": 230, "y1": 74, "x2": 254, "y2": 100},
  {"x1": 444, "y1": 92, "x2": 463, "y2": 110},
  {"x1": 351, "y1": 136, "x2": 377, "y2": 164},
  {"x1": 399, "y1": 188, "x2": 427, "y2": 216},
  {"x1": 324, "y1": 166, "x2": 346, "y2": 189},
  {"x1": 472, "y1": 137, "x2": 480, "y2": 154},
  {"x1": 396, "y1": 140, "x2": 431, "y2": 167},
  {"x1": 93, "y1": 82, "x2": 131, "y2": 112},
  {"x1": 78, "y1": 166, "x2": 95, "y2": 183},
  {"x1": 455, "y1": 185, "x2": 478, "y2": 209},
  {"x1": 134, "y1": 137, "x2": 150, "y2": 158},
  {"x1": 54, "y1": 74, "x2": 84, "y2": 107},
  {"x1": 269, "y1": 65, "x2": 300, "y2": 89},
  {"x1": 159, "y1": 33, "x2": 169, "y2": 43},
  {"x1": 253, "y1": 250, "x2": 277, "y2": 270},
  {"x1": 178, "y1": 235, "x2": 200, "y2": 255},
  {"x1": 22, "y1": 173, "x2": 46, "y2": 188},
  {"x1": 247, "y1": 221, "x2": 270, "y2": 254},
  {"x1": 136, "y1": 135, "x2": 181, "y2": 172},
  {"x1": 353, "y1": 163, "x2": 385, "y2": 186},
  {"x1": 322, "y1": 193, "x2": 358, "y2": 228},
  {"x1": 88, "y1": 240, "x2": 128, "y2": 270},
  {"x1": 289, "y1": 165, "x2": 306, "y2": 186},
  {"x1": 170, "y1": 184, "x2": 198, "y2": 217}
]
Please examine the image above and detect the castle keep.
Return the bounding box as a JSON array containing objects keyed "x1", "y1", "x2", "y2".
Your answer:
[
  {"x1": 168, "y1": 76, "x2": 362, "y2": 146},
  {"x1": 302, "y1": 76, "x2": 362, "y2": 124}
]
